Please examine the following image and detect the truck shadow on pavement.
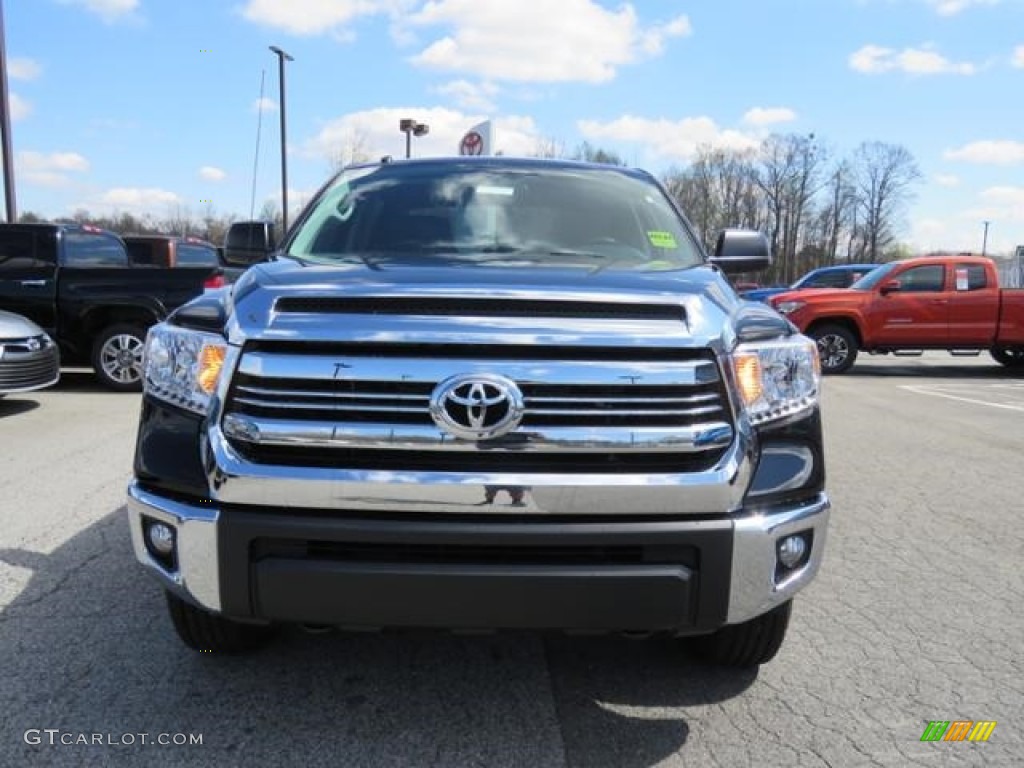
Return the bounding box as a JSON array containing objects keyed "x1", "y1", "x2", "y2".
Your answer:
[
  {"x1": 845, "y1": 360, "x2": 1021, "y2": 379},
  {"x1": 0, "y1": 508, "x2": 756, "y2": 768},
  {"x1": 0, "y1": 396, "x2": 40, "y2": 418},
  {"x1": 53, "y1": 369, "x2": 134, "y2": 394}
]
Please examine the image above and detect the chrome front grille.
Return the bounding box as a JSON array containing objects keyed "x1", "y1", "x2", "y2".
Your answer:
[
  {"x1": 228, "y1": 376, "x2": 725, "y2": 429},
  {"x1": 221, "y1": 342, "x2": 735, "y2": 474},
  {"x1": 0, "y1": 339, "x2": 59, "y2": 391}
]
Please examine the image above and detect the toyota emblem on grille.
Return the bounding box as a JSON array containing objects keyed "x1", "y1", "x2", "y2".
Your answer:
[{"x1": 430, "y1": 374, "x2": 524, "y2": 441}]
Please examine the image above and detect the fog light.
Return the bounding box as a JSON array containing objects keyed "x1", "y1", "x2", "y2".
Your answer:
[
  {"x1": 147, "y1": 522, "x2": 176, "y2": 556},
  {"x1": 777, "y1": 534, "x2": 808, "y2": 569}
]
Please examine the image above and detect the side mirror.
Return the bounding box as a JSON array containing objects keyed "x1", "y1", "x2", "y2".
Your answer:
[
  {"x1": 223, "y1": 221, "x2": 276, "y2": 267},
  {"x1": 879, "y1": 279, "x2": 901, "y2": 295},
  {"x1": 709, "y1": 229, "x2": 772, "y2": 274}
]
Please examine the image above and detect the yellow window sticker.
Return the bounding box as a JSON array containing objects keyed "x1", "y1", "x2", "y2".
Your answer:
[{"x1": 647, "y1": 231, "x2": 678, "y2": 249}]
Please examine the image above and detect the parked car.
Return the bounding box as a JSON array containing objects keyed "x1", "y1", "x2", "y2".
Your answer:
[
  {"x1": 742, "y1": 264, "x2": 881, "y2": 303},
  {"x1": 769, "y1": 254, "x2": 1024, "y2": 373},
  {"x1": 0, "y1": 309, "x2": 59, "y2": 397},
  {"x1": 0, "y1": 222, "x2": 226, "y2": 390},
  {"x1": 124, "y1": 234, "x2": 224, "y2": 280}
]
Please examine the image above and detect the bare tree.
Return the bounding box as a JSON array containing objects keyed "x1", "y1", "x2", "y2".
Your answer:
[
  {"x1": 754, "y1": 133, "x2": 825, "y2": 283},
  {"x1": 662, "y1": 146, "x2": 760, "y2": 251},
  {"x1": 572, "y1": 141, "x2": 626, "y2": 166},
  {"x1": 818, "y1": 161, "x2": 857, "y2": 264},
  {"x1": 330, "y1": 125, "x2": 374, "y2": 171},
  {"x1": 531, "y1": 136, "x2": 567, "y2": 159},
  {"x1": 850, "y1": 141, "x2": 921, "y2": 261}
]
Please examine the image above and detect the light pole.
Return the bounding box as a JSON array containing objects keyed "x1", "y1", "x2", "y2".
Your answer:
[
  {"x1": 982, "y1": 220, "x2": 990, "y2": 257},
  {"x1": 0, "y1": 0, "x2": 17, "y2": 222},
  {"x1": 399, "y1": 118, "x2": 429, "y2": 158},
  {"x1": 269, "y1": 46, "x2": 293, "y2": 232}
]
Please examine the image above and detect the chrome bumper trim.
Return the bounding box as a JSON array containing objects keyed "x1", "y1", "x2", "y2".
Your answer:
[
  {"x1": 127, "y1": 482, "x2": 222, "y2": 612},
  {"x1": 129, "y1": 479, "x2": 829, "y2": 624},
  {"x1": 204, "y1": 422, "x2": 755, "y2": 516},
  {"x1": 726, "y1": 494, "x2": 831, "y2": 623}
]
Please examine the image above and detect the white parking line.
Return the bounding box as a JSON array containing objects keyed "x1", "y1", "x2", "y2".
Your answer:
[{"x1": 900, "y1": 384, "x2": 1024, "y2": 412}]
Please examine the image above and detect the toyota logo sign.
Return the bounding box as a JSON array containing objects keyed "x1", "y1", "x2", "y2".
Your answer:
[{"x1": 430, "y1": 374, "x2": 524, "y2": 441}]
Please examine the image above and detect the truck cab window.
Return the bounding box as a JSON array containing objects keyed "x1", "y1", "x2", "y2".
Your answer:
[
  {"x1": 0, "y1": 230, "x2": 41, "y2": 268},
  {"x1": 897, "y1": 265, "x2": 944, "y2": 292},
  {"x1": 63, "y1": 232, "x2": 129, "y2": 267}
]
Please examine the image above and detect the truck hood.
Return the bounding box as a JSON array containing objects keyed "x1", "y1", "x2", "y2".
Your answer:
[
  {"x1": 207, "y1": 258, "x2": 791, "y2": 350},
  {"x1": 769, "y1": 287, "x2": 868, "y2": 308}
]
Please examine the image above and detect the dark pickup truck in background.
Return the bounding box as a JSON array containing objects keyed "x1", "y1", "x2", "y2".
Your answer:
[{"x1": 0, "y1": 223, "x2": 222, "y2": 390}]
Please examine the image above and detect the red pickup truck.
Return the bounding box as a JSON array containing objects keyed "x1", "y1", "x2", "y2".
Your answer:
[{"x1": 769, "y1": 254, "x2": 1024, "y2": 373}]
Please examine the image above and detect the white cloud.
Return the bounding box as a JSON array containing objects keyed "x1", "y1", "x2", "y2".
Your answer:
[
  {"x1": 303, "y1": 107, "x2": 540, "y2": 162},
  {"x1": 406, "y1": 2, "x2": 691, "y2": 83},
  {"x1": 253, "y1": 97, "x2": 278, "y2": 113},
  {"x1": 944, "y1": 140, "x2": 1024, "y2": 164},
  {"x1": 849, "y1": 44, "x2": 977, "y2": 75},
  {"x1": 18, "y1": 151, "x2": 90, "y2": 187},
  {"x1": 92, "y1": 187, "x2": 182, "y2": 215},
  {"x1": 1013, "y1": 45, "x2": 1024, "y2": 68},
  {"x1": 10, "y1": 93, "x2": 31, "y2": 121},
  {"x1": 240, "y1": 0, "x2": 385, "y2": 36},
  {"x1": 742, "y1": 107, "x2": 797, "y2": 127},
  {"x1": 199, "y1": 166, "x2": 227, "y2": 182},
  {"x1": 435, "y1": 80, "x2": 500, "y2": 112},
  {"x1": 911, "y1": 185, "x2": 1024, "y2": 254},
  {"x1": 57, "y1": 0, "x2": 139, "y2": 23},
  {"x1": 19, "y1": 151, "x2": 90, "y2": 173},
  {"x1": 972, "y1": 186, "x2": 1024, "y2": 221},
  {"x1": 925, "y1": 0, "x2": 999, "y2": 16},
  {"x1": 578, "y1": 115, "x2": 759, "y2": 161},
  {"x1": 933, "y1": 173, "x2": 960, "y2": 187},
  {"x1": 9, "y1": 58, "x2": 41, "y2": 81}
]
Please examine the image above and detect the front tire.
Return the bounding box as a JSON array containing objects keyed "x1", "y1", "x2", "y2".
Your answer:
[
  {"x1": 809, "y1": 324, "x2": 858, "y2": 374},
  {"x1": 91, "y1": 324, "x2": 147, "y2": 391},
  {"x1": 165, "y1": 592, "x2": 275, "y2": 654},
  {"x1": 689, "y1": 600, "x2": 793, "y2": 668},
  {"x1": 990, "y1": 346, "x2": 1024, "y2": 369}
]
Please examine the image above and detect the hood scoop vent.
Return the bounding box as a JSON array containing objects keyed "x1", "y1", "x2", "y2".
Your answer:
[{"x1": 274, "y1": 296, "x2": 685, "y2": 322}]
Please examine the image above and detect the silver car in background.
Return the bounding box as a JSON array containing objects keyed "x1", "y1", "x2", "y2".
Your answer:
[{"x1": 0, "y1": 310, "x2": 60, "y2": 397}]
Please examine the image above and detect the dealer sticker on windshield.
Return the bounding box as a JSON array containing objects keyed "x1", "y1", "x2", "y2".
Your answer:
[{"x1": 647, "y1": 231, "x2": 678, "y2": 249}]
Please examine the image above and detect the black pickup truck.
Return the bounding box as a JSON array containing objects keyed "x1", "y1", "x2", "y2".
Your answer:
[{"x1": 0, "y1": 223, "x2": 221, "y2": 390}]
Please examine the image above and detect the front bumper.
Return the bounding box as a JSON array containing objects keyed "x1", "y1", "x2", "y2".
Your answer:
[{"x1": 128, "y1": 481, "x2": 830, "y2": 632}]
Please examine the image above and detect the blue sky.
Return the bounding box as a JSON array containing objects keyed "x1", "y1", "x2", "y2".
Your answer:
[{"x1": 5, "y1": 0, "x2": 1023, "y2": 255}]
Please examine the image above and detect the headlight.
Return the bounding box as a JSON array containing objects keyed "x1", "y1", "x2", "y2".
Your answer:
[
  {"x1": 143, "y1": 323, "x2": 227, "y2": 414},
  {"x1": 773, "y1": 300, "x2": 805, "y2": 315},
  {"x1": 732, "y1": 336, "x2": 820, "y2": 425}
]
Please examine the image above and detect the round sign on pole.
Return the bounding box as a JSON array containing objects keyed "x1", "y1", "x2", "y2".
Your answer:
[{"x1": 459, "y1": 131, "x2": 484, "y2": 156}]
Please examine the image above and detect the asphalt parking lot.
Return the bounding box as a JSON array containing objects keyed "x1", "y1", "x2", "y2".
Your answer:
[{"x1": 1, "y1": 356, "x2": 1022, "y2": 767}]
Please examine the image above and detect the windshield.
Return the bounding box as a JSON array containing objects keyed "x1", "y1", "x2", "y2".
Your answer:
[
  {"x1": 849, "y1": 262, "x2": 898, "y2": 290},
  {"x1": 286, "y1": 163, "x2": 703, "y2": 271}
]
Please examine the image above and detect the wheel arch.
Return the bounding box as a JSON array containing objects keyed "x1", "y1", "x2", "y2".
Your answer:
[{"x1": 804, "y1": 316, "x2": 864, "y2": 347}]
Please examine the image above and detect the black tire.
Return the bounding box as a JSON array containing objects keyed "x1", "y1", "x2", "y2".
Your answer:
[
  {"x1": 809, "y1": 324, "x2": 858, "y2": 374},
  {"x1": 689, "y1": 600, "x2": 792, "y2": 668},
  {"x1": 91, "y1": 324, "x2": 147, "y2": 391},
  {"x1": 990, "y1": 346, "x2": 1024, "y2": 369},
  {"x1": 165, "y1": 591, "x2": 275, "y2": 654}
]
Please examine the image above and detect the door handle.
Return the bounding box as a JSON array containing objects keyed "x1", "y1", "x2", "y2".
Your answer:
[{"x1": 19, "y1": 279, "x2": 46, "y2": 286}]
